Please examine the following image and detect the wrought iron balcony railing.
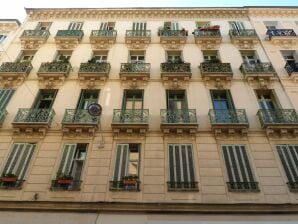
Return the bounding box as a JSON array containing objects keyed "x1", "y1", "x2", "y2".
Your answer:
[
  {"x1": 55, "y1": 30, "x2": 84, "y2": 39},
  {"x1": 38, "y1": 62, "x2": 71, "y2": 75},
  {"x1": 193, "y1": 29, "x2": 221, "y2": 37},
  {"x1": 227, "y1": 182, "x2": 259, "y2": 192},
  {"x1": 120, "y1": 63, "x2": 150, "y2": 73},
  {"x1": 109, "y1": 180, "x2": 140, "y2": 191},
  {"x1": 167, "y1": 181, "x2": 199, "y2": 191},
  {"x1": 158, "y1": 29, "x2": 188, "y2": 37},
  {"x1": 200, "y1": 62, "x2": 233, "y2": 75},
  {"x1": 161, "y1": 62, "x2": 191, "y2": 73},
  {"x1": 257, "y1": 109, "x2": 298, "y2": 127},
  {"x1": 13, "y1": 108, "x2": 55, "y2": 125},
  {"x1": 285, "y1": 62, "x2": 298, "y2": 76},
  {"x1": 126, "y1": 30, "x2": 151, "y2": 37},
  {"x1": 209, "y1": 109, "x2": 249, "y2": 125},
  {"x1": 0, "y1": 179, "x2": 24, "y2": 189},
  {"x1": 240, "y1": 62, "x2": 276, "y2": 75},
  {"x1": 160, "y1": 109, "x2": 197, "y2": 124},
  {"x1": 21, "y1": 30, "x2": 50, "y2": 38},
  {"x1": 78, "y1": 62, "x2": 110, "y2": 74},
  {"x1": 50, "y1": 180, "x2": 82, "y2": 191},
  {"x1": 229, "y1": 29, "x2": 257, "y2": 38},
  {"x1": 112, "y1": 109, "x2": 149, "y2": 124},
  {"x1": 287, "y1": 182, "x2": 298, "y2": 192},
  {"x1": 0, "y1": 110, "x2": 7, "y2": 126},
  {"x1": 62, "y1": 109, "x2": 100, "y2": 125},
  {"x1": 0, "y1": 62, "x2": 32, "y2": 74},
  {"x1": 266, "y1": 29, "x2": 297, "y2": 40},
  {"x1": 90, "y1": 30, "x2": 117, "y2": 38}
]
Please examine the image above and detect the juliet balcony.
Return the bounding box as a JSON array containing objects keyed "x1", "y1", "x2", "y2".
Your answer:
[
  {"x1": 158, "y1": 29, "x2": 188, "y2": 49},
  {"x1": 62, "y1": 109, "x2": 100, "y2": 137},
  {"x1": 111, "y1": 109, "x2": 149, "y2": 134},
  {"x1": 285, "y1": 62, "x2": 298, "y2": 80},
  {"x1": 78, "y1": 62, "x2": 111, "y2": 87},
  {"x1": 12, "y1": 108, "x2": 55, "y2": 136},
  {"x1": 119, "y1": 63, "x2": 150, "y2": 87},
  {"x1": 0, "y1": 62, "x2": 32, "y2": 87},
  {"x1": 200, "y1": 62, "x2": 233, "y2": 88},
  {"x1": 20, "y1": 30, "x2": 50, "y2": 49},
  {"x1": 50, "y1": 180, "x2": 82, "y2": 191},
  {"x1": 227, "y1": 182, "x2": 260, "y2": 192},
  {"x1": 240, "y1": 62, "x2": 276, "y2": 87},
  {"x1": 257, "y1": 109, "x2": 298, "y2": 136},
  {"x1": 0, "y1": 110, "x2": 7, "y2": 126},
  {"x1": 160, "y1": 62, "x2": 191, "y2": 87},
  {"x1": 160, "y1": 109, "x2": 198, "y2": 134},
  {"x1": 167, "y1": 181, "x2": 199, "y2": 192},
  {"x1": 89, "y1": 30, "x2": 117, "y2": 49},
  {"x1": 125, "y1": 30, "x2": 151, "y2": 49},
  {"x1": 109, "y1": 180, "x2": 141, "y2": 191},
  {"x1": 54, "y1": 30, "x2": 84, "y2": 49},
  {"x1": 208, "y1": 109, "x2": 249, "y2": 135},
  {"x1": 266, "y1": 29, "x2": 298, "y2": 47},
  {"x1": 287, "y1": 182, "x2": 298, "y2": 192},
  {"x1": 229, "y1": 29, "x2": 258, "y2": 49},
  {"x1": 193, "y1": 27, "x2": 222, "y2": 49}
]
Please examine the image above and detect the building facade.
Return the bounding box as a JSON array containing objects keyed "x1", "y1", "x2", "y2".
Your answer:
[{"x1": 0, "y1": 7, "x2": 297, "y2": 223}]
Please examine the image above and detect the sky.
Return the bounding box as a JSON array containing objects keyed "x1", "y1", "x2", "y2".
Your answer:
[{"x1": 1, "y1": 0, "x2": 298, "y2": 22}]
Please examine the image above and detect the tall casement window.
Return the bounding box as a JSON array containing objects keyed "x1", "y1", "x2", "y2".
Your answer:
[
  {"x1": 55, "y1": 51, "x2": 71, "y2": 63},
  {"x1": 276, "y1": 145, "x2": 298, "y2": 192},
  {"x1": 129, "y1": 50, "x2": 145, "y2": 63},
  {"x1": 68, "y1": 22, "x2": 83, "y2": 30},
  {"x1": 0, "y1": 143, "x2": 36, "y2": 189},
  {"x1": 222, "y1": 145, "x2": 259, "y2": 192},
  {"x1": 0, "y1": 88, "x2": 14, "y2": 123},
  {"x1": 164, "y1": 21, "x2": 179, "y2": 30},
  {"x1": 0, "y1": 34, "x2": 7, "y2": 44},
  {"x1": 32, "y1": 89, "x2": 57, "y2": 110},
  {"x1": 264, "y1": 21, "x2": 278, "y2": 30},
  {"x1": 100, "y1": 22, "x2": 115, "y2": 31},
  {"x1": 110, "y1": 144, "x2": 140, "y2": 191},
  {"x1": 92, "y1": 50, "x2": 108, "y2": 63},
  {"x1": 203, "y1": 50, "x2": 219, "y2": 63},
  {"x1": 166, "y1": 51, "x2": 182, "y2": 63},
  {"x1": 132, "y1": 22, "x2": 147, "y2": 36},
  {"x1": 36, "y1": 22, "x2": 52, "y2": 31},
  {"x1": 18, "y1": 50, "x2": 36, "y2": 63},
  {"x1": 229, "y1": 21, "x2": 245, "y2": 31},
  {"x1": 241, "y1": 50, "x2": 260, "y2": 66},
  {"x1": 52, "y1": 143, "x2": 87, "y2": 190},
  {"x1": 168, "y1": 144, "x2": 198, "y2": 191}
]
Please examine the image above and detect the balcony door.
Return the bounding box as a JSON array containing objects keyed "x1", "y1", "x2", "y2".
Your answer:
[
  {"x1": 166, "y1": 90, "x2": 188, "y2": 123},
  {"x1": 132, "y1": 22, "x2": 147, "y2": 36},
  {"x1": 256, "y1": 90, "x2": 280, "y2": 123},
  {"x1": 241, "y1": 51, "x2": 259, "y2": 66},
  {"x1": 164, "y1": 21, "x2": 179, "y2": 30},
  {"x1": 229, "y1": 21, "x2": 245, "y2": 31},
  {"x1": 122, "y1": 90, "x2": 143, "y2": 123},
  {"x1": 68, "y1": 22, "x2": 83, "y2": 30},
  {"x1": 75, "y1": 90, "x2": 99, "y2": 123},
  {"x1": 32, "y1": 90, "x2": 57, "y2": 110},
  {"x1": 211, "y1": 90, "x2": 235, "y2": 123}
]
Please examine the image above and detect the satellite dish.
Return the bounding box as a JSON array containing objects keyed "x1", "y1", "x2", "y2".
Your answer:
[{"x1": 87, "y1": 103, "x2": 102, "y2": 116}]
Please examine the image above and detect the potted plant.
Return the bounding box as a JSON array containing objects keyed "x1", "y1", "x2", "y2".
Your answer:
[
  {"x1": 1, "y1": 173, "x2": 18, "y2": 182},
  {"x1": 56, "y1": 172, "x2": 73, "y2": 185},
  {"x1": 87, "y1": 57, "x2": 97, "y2": 64},
  {"x1": 122, "y1": 175, "x2": 138, "y2": 186}
]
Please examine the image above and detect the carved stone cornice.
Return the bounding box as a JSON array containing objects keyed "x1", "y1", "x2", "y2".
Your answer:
[
  {"x1": 248, "y1": 8, "x2": 298, "y2": 17},
  {"x1": 0, "y1": 21, "x2": 19, "y2": 33}
]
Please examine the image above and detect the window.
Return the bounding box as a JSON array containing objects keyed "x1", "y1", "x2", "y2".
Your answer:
[
  {"x1": 0, "y1": 143, "x2": 35, "y2": 189},
  {"x1": 281, "y1": 50, "x2": 297, "y2": 64},
  {"x1": 241, "y1": 50, "x2": 260, "y2": 65},
  {"x1": 111, "y1": 144, "x2": 140, "y2": 191},
  {"x1": 210, "y1": 90, "x2": 234, "y2": 110},
  {"x1": 18, "y1": 51, "x2": 36, "y2": 63},
  {"x1": 196, "y1": 21, "x2": 211, "y2": 29},
  {"x1": 122, "y1": 90, "x2": 143, "y2": 110},
  {"x1": 77, "y1": 90, "x2": 99, "y2": 110},
  {"x1": 129, "y1": 51, "x2": 145, "y2": 63},
  {"x1": 100, "y1": 22, "x2": 115, "y2": 31},
  {"x1": 68, "y1": 22, "x2": 83, "y2": 30},
  {"x1": 132, "y1": 22, "x2": 147, "y2": 31},
  {"x1": 52, "y1": 143, "x2": 87, "y2": 190},
  {"x1": 167, "y1": 51, "x2": 182, "y2": 63},
  {"x1": 55, "y1": 51, "x2": 71, "y2": 62},
  {"x1": 229, "y1": 21, "x2": 245, "y2": 30},
  {"x1": 264, "y1": 21, "x2": 278, "y2": 30},
  {"x1": 0, "y1": 89, "x2": 15, "y2": 111},
  {"x1": 255, "y1": 90, "x2": 279, "y2": 110},
  {"x1": 32, "y1": 89, "x2": 57, "y2": 109},
  {"x1": 222, "y1": 145, "x2": 259, "y2": 192},
  {"x1": 92, "y1": 51, "x2": 108, "y2": 63},
  {"x1": 36, "y1": 22, "x2": 52, "y2": 31},
  {"x1": 276, "y1": 145, "x2": 298, "y2": 192},
  {"x1": 203, "y1": 50, "x2": 219, "y2": 62},
  {"x1": 166, "y1": 90, "x2": 187, "y2": 110},
  {"x1": 168, "y1": 144, "x2": 197, "y2": 191},
  {"x1": 164, "y1": 21, "x2": 179, "y2": 30},
  {"x1": 0, "y1": 35, "x2": 7, "y2": 44}
]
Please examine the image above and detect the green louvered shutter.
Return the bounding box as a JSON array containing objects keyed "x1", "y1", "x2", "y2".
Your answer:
[
  {"x1": 0, "y1": 89, "x2": 14, "y2": 111},
  {"x1": 57, "y1": 144, "x2": 77, "y2": 175},
  {"x1": 113, "y1": 144, "x2": 129, "y2": 181},
  {"x1": 2, "y1": 143, "x2": 35, "y2": 180}
]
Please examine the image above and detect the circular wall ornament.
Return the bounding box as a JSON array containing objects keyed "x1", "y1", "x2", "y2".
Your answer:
[{"x1": 87, "y1": 103, "x2": 102, "y2": 116}]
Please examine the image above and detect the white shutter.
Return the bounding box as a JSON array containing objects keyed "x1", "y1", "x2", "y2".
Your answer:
[
  {"x1": 57, "y1": 144, "x2": 77, "y2": 175},
  {"x1": 113, "y1": 144, "x2": 129, "y2": 181}
]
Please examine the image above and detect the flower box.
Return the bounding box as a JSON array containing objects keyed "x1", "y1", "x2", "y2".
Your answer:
[
  {"x1": 123, "y1": 179, "x2": 138, "y2": 186},
  {"x1": 1, "y1": 177, "x2": 17, "y2": 182},
  {"x1": 57, "y1": 179, "x2": 73, "y2": 185}
]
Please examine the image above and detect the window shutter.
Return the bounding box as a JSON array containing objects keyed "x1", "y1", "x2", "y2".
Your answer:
[
  {"x1": 57, "y1": 144, "x2": 77, "y2": 175},
  {"x1": 0, "y1": 89, "x2": 14, "y2": 111},
  {"x1": 113, "y1": 144, "x2": 129, "y2": 181},
  {"x1": 168, "y1": 145, "x2": 175, "y2": 182},
  {"x1": 100, "y1": 22, "x2": 108, "y2": 30}
]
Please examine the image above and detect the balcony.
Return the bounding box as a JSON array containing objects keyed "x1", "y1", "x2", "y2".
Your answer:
[
  {"x1": 89, "y1": 30, "x2": 117, "y2": 49},
  {"x1": 109, "y1": 180, "x2": 140, "y2": 191},
  {"x1": 160, "y1": 109, "x2": 198, "y2": 134},
  {"x1": 12, "y1": 108, "x2": 55, "y2": 136},
  {"x1": 285, "y1": 62, "x2": 298, "y2": 81},
  {"x1": 0, "y1": 179, "x2": 24, "y2": 190},
  {"x1": 119, "y1": 63, "x2": 150, "y2": 87},
  {"x1": 227, "y1": 182, "x2": 260, "y2": 192},
  {"x1": 158, "y1": 29, "x2": 188, "y2": 49},
  {"x1": 0, "y1": 62, "x2": 32, "y2": 87},
  {"x1": 50, "y1": 180, "x2": 82, "y2": 191},
  {"x1": 111, "y1": 109, "x2": 149, "y2": 134},
  {"x1": 20, "y1": 30, "x2": 50, "y2": 49},
  {"x1": 125, "y1": 30, "x2": 151, "y2": 49},
  {"x1": 257, "y1": 109, "x2": 298, "y2": 136},
  {"x1": 208, "y1": 109, "x2": 249, "y2": 135},
  {"x1": 37, "y1": 62, "x2": 71, "y2": 88},
  {"x1": 266, "y1": 29, "x2": 298, "y2": 48},
  {"x1": 287, "y1": 182, "x2": 298, "y2": 192},
  {"x1": 193, "y1": 28, "x2": 222, "y2": 49},
  {"x1": 167, "y1": 181, "x2": 199, "y2": 192},
  {"x1": 160, "y1": 62, "x2": 191, "y2": 87},
  {"x1": 200, "y1": 62, "x2": 233, "y2": 88},
  {"x1": 0, "y1": 110, "x2": 7, "y2": 126},
  {"x1": 54, "y1": 30, "x2": 84, "y2": 49},
  {"x1": 229, "y1": 29, "x2": 258, "y2": 49},
  {"x1": 78, "y1": 62, "x2": 110, "y2": 87},
  {"x1": 240, "y1": 62, "x2": 276, "y2": 88},
  {"x1": 62, "y1": 109, "x2": 100, "y2": 136}
]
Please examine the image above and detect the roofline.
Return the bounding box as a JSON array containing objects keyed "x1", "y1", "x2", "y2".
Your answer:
[{"x1": 0, "y1": 19, "x2": 21, "y2": 25}]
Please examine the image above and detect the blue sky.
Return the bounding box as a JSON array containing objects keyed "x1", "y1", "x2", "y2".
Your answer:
[{"x1": 1, "y1": 0, "x2": 297, "y2": 21}]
